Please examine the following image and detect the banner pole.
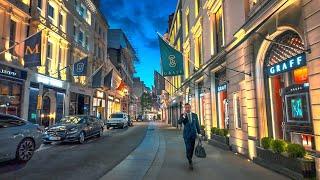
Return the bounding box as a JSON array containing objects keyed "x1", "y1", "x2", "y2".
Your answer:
[{"x1": 0, "y1": 28, "x2": 45, "y2": 55}]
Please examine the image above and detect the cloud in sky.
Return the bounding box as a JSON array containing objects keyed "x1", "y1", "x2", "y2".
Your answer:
[{"x1": 99, "y1": 0, "x2": 177, "y2": 87}]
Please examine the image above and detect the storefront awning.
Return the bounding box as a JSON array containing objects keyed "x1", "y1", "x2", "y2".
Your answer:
[{"x1": 104, "y1": 69, "x2": 113, "y2": 89}]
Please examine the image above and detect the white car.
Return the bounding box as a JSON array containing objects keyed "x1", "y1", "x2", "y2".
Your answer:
[
  {"x1": 106, "y1": 112, "x2": 129, "y2": 129},
  {"x1": 0, "y1": 114, "x2": 42, "y2": 162}
]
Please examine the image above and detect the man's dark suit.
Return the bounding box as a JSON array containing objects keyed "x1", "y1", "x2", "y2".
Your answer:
[{"x1": 178, "y1": 112, "x2": 201, "y2": 162}]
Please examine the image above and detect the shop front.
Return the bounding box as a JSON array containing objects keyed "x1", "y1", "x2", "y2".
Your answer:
[
  {"x1": 0, "y1": 64, "x2": 27, "y2": 117},
  {"x1": 106, "y1": 95, "x2": 121, "y2": 118},
  {"x1": 197, "y1": 81, "x2": 205, "y2": 125},
  {"x1": 215, "y1": 70, "x2": 229, "y2": 129},
  {"x1": 28, "y1": 73, "x2": 67, "y2": 126},
  {"x1": 92, "y1": 90, "x2": 106, "y2": 119},
  {"x1": 258, "y1": 30, "x2": 314, "y2": 150},
  {"x1": 68, "y1": 85, "x2": 92, "y2": 116},
  {"x1": 169, "y1": 96, "x2": 182, "y2": 127}
]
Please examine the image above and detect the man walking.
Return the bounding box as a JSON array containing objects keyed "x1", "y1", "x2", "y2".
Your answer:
[{"x1": 178, "y1": 103, "x2": 201, "y2": 170}]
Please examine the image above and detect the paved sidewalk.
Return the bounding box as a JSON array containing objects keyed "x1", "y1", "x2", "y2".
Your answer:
[
  {"x1": 147, "y1": 124, "x2": 289, "y2": 180},
  {"x1": 101, "y1": 122, "x2": 289, "y2": 180}
]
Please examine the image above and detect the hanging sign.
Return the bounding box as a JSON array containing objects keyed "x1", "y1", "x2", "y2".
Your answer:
[{"x1": 267, "y1": 53, "x2": 306, "y2": 77}]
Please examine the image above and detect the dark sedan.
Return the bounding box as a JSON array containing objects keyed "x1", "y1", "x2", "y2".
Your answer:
[{"x1": 43, "y1": 115, "x2": 104, "y2": 144}]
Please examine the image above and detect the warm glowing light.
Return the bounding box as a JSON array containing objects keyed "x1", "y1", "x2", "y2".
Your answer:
[{"x1": 293, "y1": 66, "x2": 308, "y2": 83}]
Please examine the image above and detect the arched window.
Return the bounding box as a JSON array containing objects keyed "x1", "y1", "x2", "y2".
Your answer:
[{"x1": 264, "y1": 31, "x2": 304, "y2": 68}]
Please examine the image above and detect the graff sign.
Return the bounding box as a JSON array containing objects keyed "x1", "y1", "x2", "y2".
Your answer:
[{"x1": 267, "y1": 53, "x2": 306, "y2": 76}]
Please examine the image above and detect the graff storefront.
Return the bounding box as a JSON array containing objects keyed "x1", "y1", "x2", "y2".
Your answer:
[{"x1": 259, "y1": 30, "x2": 314, "y2": 150}]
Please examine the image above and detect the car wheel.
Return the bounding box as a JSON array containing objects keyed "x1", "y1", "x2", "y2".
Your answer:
[
  {"x1": 16, "y1": 138, "x2": 35, "y2": 162},
  {"x1": 79, "y1": 131, "x2": 85, "y2": 144},
  {"x1": 98, "y1": 128, "x2": 103, "y2": 137}
]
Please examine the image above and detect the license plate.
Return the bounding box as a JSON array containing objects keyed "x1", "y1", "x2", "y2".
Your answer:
[
  {"x1": 111, "y1": 124, "x2": 117, "y2": 126},
  {"x1": 48, "y1": 136, "x2": 61, "y2": 140}
]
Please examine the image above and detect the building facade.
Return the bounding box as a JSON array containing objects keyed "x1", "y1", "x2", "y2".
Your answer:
[
  {"x1": 0, "y1": 0, "x2": 30, "y2": 119},
  {"x1": 108, "y1": 29, "x2": 136, "y2": 117},
  {"x1": 0, "y1": 0, "x2": 135, "y2": 127},
  {"x1": 164, "y1": 0, "x2": 320, "y2": 176}
]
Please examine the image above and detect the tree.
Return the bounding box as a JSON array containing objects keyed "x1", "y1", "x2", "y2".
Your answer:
[{"x1": 141, "y1": 92, "x2": 152, "y2": 112}]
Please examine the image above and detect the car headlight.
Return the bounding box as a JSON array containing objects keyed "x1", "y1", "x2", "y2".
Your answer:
[{"x1": 67, "y1": 127, "x2": 79, "y2": 134}]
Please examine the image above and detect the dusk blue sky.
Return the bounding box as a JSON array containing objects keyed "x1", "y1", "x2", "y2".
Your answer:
[{"x1": 100, "y1": 0, "x2": 177, "y2": 88}]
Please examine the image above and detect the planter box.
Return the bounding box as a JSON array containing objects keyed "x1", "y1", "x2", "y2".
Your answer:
[
  {"x1": 208, "y1": 134, "x2": 230, "y2": 150},
  {"x1": 253, "y1": 147, "x2": 316, "y2": 179},
  {"x1": 211, "y1": 134, "x2": 229, "y2": 145}
]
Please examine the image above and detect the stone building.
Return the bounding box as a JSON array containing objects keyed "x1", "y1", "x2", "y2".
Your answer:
[{"x1": 164, "y1": 0, "x2": 320, "y2": 177}]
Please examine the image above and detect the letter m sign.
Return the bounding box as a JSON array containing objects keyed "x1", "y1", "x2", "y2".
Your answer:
[{"x1": 24, "y1": 31, "x2": 42, "y2": 67}]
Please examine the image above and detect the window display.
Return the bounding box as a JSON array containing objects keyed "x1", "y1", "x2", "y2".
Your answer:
[
  {"x1": 0, "y1": 80, "x2": 22, "y2": 116},
  {"x1": 285, "y1": 92, "x2": 310, "y2": 122}
]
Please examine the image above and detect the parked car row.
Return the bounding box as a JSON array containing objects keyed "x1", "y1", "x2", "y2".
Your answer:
[{"x1": 0, "y1": 112, "x2": 133, "y2": 163}]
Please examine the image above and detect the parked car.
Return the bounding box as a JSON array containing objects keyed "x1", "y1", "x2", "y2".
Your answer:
[
  {"x1": 43, "y1": 115, "x2": 104, "y2": 144},
  {"x1": 0, "y1": 114, "x2": 42, "y2": 162},
  {"x1": 106, "y1": 112, "x2": 128, "y2": 129}
]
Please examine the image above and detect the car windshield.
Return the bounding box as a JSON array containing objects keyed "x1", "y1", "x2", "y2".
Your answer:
[
  {"x1": 110, "y1": 114, "x2": 123, "y2": 118},
  {"x1": 60, "y1": 116, "x2": 85, "y2": 124},
  {"x1": 0, "y1": 116, "x2": 26, "y2": 128}
]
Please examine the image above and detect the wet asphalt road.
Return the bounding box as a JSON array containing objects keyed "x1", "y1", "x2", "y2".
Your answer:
[{"x1": 0, "y1": 122, "x2": 148, "y2": 180}]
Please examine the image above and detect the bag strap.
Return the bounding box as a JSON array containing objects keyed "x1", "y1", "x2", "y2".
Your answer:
[{"x1": 198, "y1": 138, "x2": 202, "y2": 146}]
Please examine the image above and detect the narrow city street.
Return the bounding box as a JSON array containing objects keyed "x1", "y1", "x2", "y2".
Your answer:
[
  {"x1": 0, "y1": 121, "x2": 289, "y2": 180},
  {"x1": 0, "y1": 122, "x2": 148, "y2": 180}
]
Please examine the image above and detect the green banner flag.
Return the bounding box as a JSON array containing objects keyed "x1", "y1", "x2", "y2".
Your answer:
[{"x1": 158, "y1": 34, "x2": 184, "y2": 76}]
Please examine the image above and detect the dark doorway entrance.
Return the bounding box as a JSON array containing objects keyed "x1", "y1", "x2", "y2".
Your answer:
[{"x1": 42, "y1": 96, "x2": 51, "y2": 127}]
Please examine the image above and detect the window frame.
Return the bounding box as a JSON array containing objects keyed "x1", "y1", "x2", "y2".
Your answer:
[
  {"x1": 233, "y1": 92, "x2": 242, "y2": 129},
  {"x1": 48, "y1": 4, "x2": 55, "y2": 20},
  {"x1": 46, "y1": 41, "x2": 53, "y2": 71},
  {"x1": 37, "y1": 0, "x2": 42, "y2": 10}
]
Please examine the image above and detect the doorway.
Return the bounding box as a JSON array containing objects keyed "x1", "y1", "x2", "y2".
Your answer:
[{"x1": 42, "y1": 96, "x2": 51, "y2": 127}]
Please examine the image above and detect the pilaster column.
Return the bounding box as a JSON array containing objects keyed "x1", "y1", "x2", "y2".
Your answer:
[{"x1": 204, "y1": 69, "x2": 212, "y2": 136}]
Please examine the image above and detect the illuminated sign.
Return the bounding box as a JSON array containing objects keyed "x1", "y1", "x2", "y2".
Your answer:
[
  {"x1": 0, "y1": 69, "x2": 16, "y2": 77},
  {"x1": 267, "y1": 53, "x2": 306, "y2": 76},
  {"x1": 36, "y1": 74, "x2": 64, "y2": 88},
  {"x1": 217, "y1": 83, "x2": 227, "y2": 92},
  {"x1": 0, "y1": 64, "x2": 27, "y2": 80}
]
